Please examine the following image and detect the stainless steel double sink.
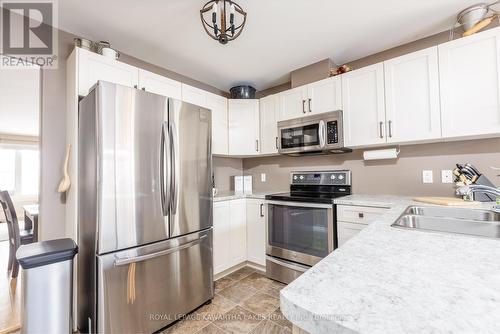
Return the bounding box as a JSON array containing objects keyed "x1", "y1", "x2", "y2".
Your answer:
[{"x1": 391, "y1": 205, "x2": 500, "y2": 239}]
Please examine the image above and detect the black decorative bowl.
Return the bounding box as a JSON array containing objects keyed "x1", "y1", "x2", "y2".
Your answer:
[{"x1": 230, "y1": 85, "x2": 256, "y2": 99}]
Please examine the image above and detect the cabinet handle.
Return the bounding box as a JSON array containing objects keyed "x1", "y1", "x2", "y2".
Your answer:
[
  {"x1": 134, "y1": 85, "x2": 138, "y2": 89},
  {"x1": 388, "y1": 120, "x2": 393, "y2": 138},
  {"x1": 141, "y1": 87, "x2": 146, "y2": 91},
  {"x1": 255, "y1": 139, "x2": 259, "y2": 152},
  {"x1": 275, "y1": 136, "x2": 279, "y2": 150},
  {"x1": 379, "y1": 121, "x2": 384, "y2": 138},
  {"x1": 308, "y1": 98, "x2": 312, "y2": 112},
  {"x1": 302, "y1": 100, "x2": 306, "y2": 113},
  {"x1": 260, "y1": 203, "x2": 264, "y2": 217}
]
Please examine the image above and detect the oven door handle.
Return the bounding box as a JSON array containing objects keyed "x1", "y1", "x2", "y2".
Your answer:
[{"x1": 266, "y1": 200, "x2": 334, "y2": 209}]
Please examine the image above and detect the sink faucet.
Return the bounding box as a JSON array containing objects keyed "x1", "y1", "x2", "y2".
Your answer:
[{"x1": 456, "y1": 185, "x2": 500, "y2": 202}]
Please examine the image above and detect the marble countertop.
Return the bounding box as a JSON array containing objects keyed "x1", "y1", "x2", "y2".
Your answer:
[{"x1": 280, "y1": 195, "x2": 500, "y2": 334}]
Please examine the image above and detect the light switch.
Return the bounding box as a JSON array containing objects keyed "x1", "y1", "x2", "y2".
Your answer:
[
  {"x1": 423, "y1": 170, "x2": 433, "y2": 184},
  {"x1": 441, "y1": 170, "x2": 453, "y2": 184},
  {"x1": 261, "y1": 173, "x2": 266, "y2": 182}
]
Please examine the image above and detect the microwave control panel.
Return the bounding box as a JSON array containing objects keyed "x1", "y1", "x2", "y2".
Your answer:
[
  {"x1": 326, "y1": 121, "x2": 338, "y2": 144},
  {"x1": 291, "y1": 171, "x2": 351, "y2": 186}
]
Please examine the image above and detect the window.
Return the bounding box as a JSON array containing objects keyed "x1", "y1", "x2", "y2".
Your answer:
[{"x1": 0, "y1": 146, "x2": 39, "y2": 197}]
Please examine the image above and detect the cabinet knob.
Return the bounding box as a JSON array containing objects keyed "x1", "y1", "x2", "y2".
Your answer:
[{"x1": 358, "y1": 212, "x2": 364, "y2": 218}]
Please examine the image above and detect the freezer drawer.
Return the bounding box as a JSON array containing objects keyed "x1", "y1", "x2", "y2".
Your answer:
[{"x1": 95, "y1": 229, "x2": 213, "y2": 334}]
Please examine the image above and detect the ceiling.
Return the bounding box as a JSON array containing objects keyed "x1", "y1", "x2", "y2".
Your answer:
[{"x1": 59, "y1": 0, "x2": 476, "y2": 92}]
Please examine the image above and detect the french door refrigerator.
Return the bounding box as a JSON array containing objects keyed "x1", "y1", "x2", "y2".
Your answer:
[{"x1": 77, "y1": 81, "x2": 213, "y2": 333}]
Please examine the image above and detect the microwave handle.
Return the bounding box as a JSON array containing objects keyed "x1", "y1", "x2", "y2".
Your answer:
[{"x1": 319, "y1": 120, "x2": 326, "y2": 148}]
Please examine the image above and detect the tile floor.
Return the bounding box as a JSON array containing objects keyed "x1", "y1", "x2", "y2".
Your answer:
[{"x1": 161, "y1": 266, "x2": 291, "y2": 334}]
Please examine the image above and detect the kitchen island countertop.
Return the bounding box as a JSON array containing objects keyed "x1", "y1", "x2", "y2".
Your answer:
[{"x1": 280, "y1": 195, "x2": 500, "y2": 334}]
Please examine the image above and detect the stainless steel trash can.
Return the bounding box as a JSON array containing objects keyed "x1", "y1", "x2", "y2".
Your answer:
[{"x1": 16, "y1": 238, "x2": 78, "y2": 334}]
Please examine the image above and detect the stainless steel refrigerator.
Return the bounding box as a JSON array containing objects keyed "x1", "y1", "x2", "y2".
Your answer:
[{"x1": 77, "y1": 81, "x2": 213, "y2": 333}]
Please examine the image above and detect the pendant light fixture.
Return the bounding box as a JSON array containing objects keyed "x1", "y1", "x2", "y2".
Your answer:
[{"x1": 200, "y1": 0, "x2": 247, "y2": 45}]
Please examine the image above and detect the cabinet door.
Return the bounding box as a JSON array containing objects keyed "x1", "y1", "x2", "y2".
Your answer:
[
  {"x1": 78, "y1": 48, "x2": 138, "y2": 96},
  {"x1": 229, "y1": 199, "x2": 247, "y2": 266},
  {"x1": 439, "y1": 27, "x2": 500, "y2": 138},
  {"x1": 337, "y1": 221, "x2": 366, "y2": 247},
  {"x1": 228, "y1": 99, "x2": 260, "y2": 156},
  {"x1": 206, "y1": 93, "x2": 228, "y2": 155},
  {"x1": 342, "y1": 63, "x2": 386, "y2": 147},
  {"x1": 259, "y1": 94, "x2": 279, "y2": 155},
  {"x1": 213, "y1": 201, "x2": 231, "y2": 275},
  {"x1": 246, "y1": 199, "x2": 266, "y2": 266},
  {"x1": 307, "y1": 76, "x2": 342, "y2": 114},
  {"x1": 278, "y1": 85, "x2": 308, "y2": 120},
  {"x1": 384, "y1": 47, "x2": 441, "y2": 143},
  {"x1": 137, "y1": 69, "x2": 182, "y2": 99},
  {"x1": 181, "y1": 83, "x2": 208, "y2": 108}
]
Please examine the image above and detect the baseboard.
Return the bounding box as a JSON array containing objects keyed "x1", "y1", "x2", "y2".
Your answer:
[{"x1": 214, "y1": 261, "x2": 266, "y2": 281}]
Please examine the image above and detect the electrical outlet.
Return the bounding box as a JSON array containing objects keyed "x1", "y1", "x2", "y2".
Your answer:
[
  {"x1": 422, "y1": 170, "x2": 433, "y2": 184},
  {"x1": 441, "y1": 170, "x2": 453, "y2": 184},
  {"x1": 261, "y1": 173, "x2": 266, "y2": 182}
]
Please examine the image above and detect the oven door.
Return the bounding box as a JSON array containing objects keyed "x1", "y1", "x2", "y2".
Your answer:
[
  {"x1": 278, "y1": 119, "x2": 325, "y2": 154},
  {"x1": 266, "y1": 201, "x2": 335, "y2": 266}
]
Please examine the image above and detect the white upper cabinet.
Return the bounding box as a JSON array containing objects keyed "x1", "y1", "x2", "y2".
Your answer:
[
  {"x1": 342, "y1": 63, "x2": 386, "y2": 147},
  {"x1": 206, "y1": 92, "x2": 229, "y2": 155},
  {"x1": 307, "y1": 76, "x2": 342, "y2": 114},
  {"x1": 228, "y1": 99, "x2": 260, "y2": 156},
  {"x1": 439, "y1": 27, "x2": 500, "y2": 138},
  {"x1": 137, "y1": 69, "x2": 182, "y2": 99},
  {"x1": 278, "y1": 85, "x2": 308, "y2": 120},
  {"x1": 259, "y1": 94, "x2": 279, "y2": 155},
  {"x1": 181, "y1": 83, "x2": 208, "y2": 108},
  {"x1": 384, "y1": 46, "x2": 441, "y2": 143},
  {"x1": 278, "y1": 78, "x2": 342, "y2": 121},
  {"x1": 78, "y1": 48, "x2": 138, "y2": 96}
]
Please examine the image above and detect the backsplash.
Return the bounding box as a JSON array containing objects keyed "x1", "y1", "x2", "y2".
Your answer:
[{"x1": 219, "y1": 138, "x2": 500, "y2": 196}]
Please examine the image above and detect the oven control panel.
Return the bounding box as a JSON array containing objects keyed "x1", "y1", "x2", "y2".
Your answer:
[{"x1": 291, "y1": 171, "x2": 351, "y2": 186}]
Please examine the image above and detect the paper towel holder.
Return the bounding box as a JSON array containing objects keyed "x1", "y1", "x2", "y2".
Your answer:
[{"x1": 363, "y1": 147, "x2": 400, "y2": 161}]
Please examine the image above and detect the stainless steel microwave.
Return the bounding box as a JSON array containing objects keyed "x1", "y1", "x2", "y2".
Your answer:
[{"x1": 277, "y1": 110, "x2": 351, "y2": 155}]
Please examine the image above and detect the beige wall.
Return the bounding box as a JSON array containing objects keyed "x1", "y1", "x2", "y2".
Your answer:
[
  {"x1": 213, "y1": 157, "x2": 243, "y2": 193},
  {"x1": 242, "y1": 139, "x2": 500, "y2": 196},
  {"x1": 38, "y1": 27, "x2": 227, "y2": 240}
]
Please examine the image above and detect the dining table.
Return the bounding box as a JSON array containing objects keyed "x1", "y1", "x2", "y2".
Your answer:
[{"x1": 23, "y1": 204, "x2": 38, "y2": 242}]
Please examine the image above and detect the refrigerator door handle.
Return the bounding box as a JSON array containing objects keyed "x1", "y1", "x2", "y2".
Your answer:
[
  {"x1": 160, "y1": 122, "x2": 171, "y2": 216},
  {"x1": 113, "y1": 234, "x2": 208, "y2": 266},
  {"x1": 169, "y1": 122, "x2": 179, "y2": 215}
]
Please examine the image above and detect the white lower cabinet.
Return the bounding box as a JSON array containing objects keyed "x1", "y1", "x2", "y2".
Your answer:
[
  {"x1": 336, "y1": 204, "x2": 389, "y2": 246},
  {"x1": 229, "y1": 199, "x2": 248, "y2": 266},
  {"x1": 213, "y1": 201, "x2": 231, "y2": 274},
  {"x1": 213, "y1": 199, "x2": 248, "y2": 275},
  {"x1": 246, "y1": 199, "x2": 266, "y2": 266}
]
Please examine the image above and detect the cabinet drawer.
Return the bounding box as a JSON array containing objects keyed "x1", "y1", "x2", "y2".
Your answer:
[
  {"x1": 337, "y1": 221, "x2": 367, "y2": 246},
  {"x1": 337, "y1": 205, "x2": 388, "y2": 225}
]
